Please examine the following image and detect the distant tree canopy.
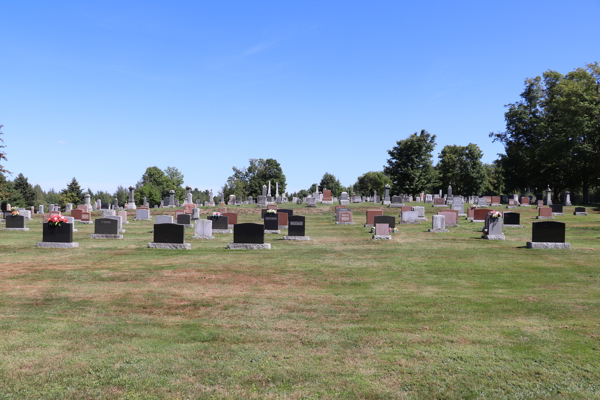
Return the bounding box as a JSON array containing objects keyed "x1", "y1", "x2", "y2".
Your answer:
[
  {"x1": 319, "y1": 172, "x2": 343, "y2": 197},
  {"x1": 384, "y1": 130, "x2": 438, "y2": 196},
  {"x1": 225, "y1": 158, "x2": 286, "y2": 199},
  {"x1": 436, "y1": 143, "x2": 487, "y2": 196},
  {"x1": 13, "y1": 173, "x2": 35, "y2": 207},
  {"x1": 136, "y1": 166, "x2": 185, "y2": 206},
  {"x1": 59, "y1": 177, "x2": 85, "y2": 206},
  {"x1": 353, "y1": 171, "x2": 391, "y2": 197},
  {"x1": 0, "y1": 125, "x2": 11, "y2": 200},
  {"x1": 491, "y1": 62, "x2": 600, "y2": 203}
]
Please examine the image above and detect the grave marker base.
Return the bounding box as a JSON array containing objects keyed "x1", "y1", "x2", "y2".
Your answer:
[
  {"x1": 389, "y1": 203, "x2": 405, "y2": 208},
  {"x1": 283, "y1": 236, "x2": 310, "y2": 241},
  {"x1": 278, "y1": 225, "x2": 288, "y2": 230},
  {"x1": 265, "y1": 230, "x2": 281, "y2": 234},
  {"x1": 227, "y1": 243, "x2": 271, "y2": 250},
  {"x1": 519, "y1": 205, "x2": 531, "y2": 207},
  {"x1": 36, "y1": 242, "x2": 79, "y2": 248},
  {"x1": 574, "y1": 212, "x2": 588, "y2": 216},
  {"x1": 192, "y1": 235, "x2": 215, "y2": 240},
  {"x1": 90, "y1": 234, "x2": 123, "y2": 239},
  {"x1": 363, "y1": 224, "x2": 373, "y2": 227},
  {"x1": 336, "y1": 222, "x2": 356, "y2": 225},
  {"x1": 372, "y1": 235, "x2": 392, "y2": 240},
  {"x1": 321, "y1": 200, "x2": 333, "y2": 204},
  {"x1": 213, "y1": 229, "x2": 233, "y2": 234},
  {"x1": 428, "y1": 229, "x2": 449, "y2": 233},
  {"x1": 552, "y1": 213, "x2": 564, "y2": 216},
  {"x1": 483, "y1": 234, "x2": 505, "y2": 240},
  {"x1": 148, "y1": 243, "x2": 191, "y2": 250},
  {"x1": 432, "y1": 205, "x2": 446, "y2": 207},
  {"x1": 506, "y1": 206, "x2": 517, "y2": 209},
  {"x1": 536, "y1": 216, "x2": 554, "y2": 219},
  {"x1": 504, "y1": 224, "x2": 524, "y2": 228},
  {"x1": 3, "y1": 228, "x2": 29, "y2": 231},
  {"x1": 79, "y1": 221, "x2": 93, "y2": 225},
  {"x1": 526, "y1": 242, "x2": 571, "y2": 249},
  {"x1": 339, "y1": 200, "x2": 349, "y2": 205}
]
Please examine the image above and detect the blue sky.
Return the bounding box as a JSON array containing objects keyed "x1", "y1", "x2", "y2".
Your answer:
[{"x1": 1, "y1": 1, "x2": 598, "y2": 194}]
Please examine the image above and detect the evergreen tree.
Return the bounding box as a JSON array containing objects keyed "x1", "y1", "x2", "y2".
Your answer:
[{"x1": 13, "y1": 173, "x2": 35, "y2": 207}]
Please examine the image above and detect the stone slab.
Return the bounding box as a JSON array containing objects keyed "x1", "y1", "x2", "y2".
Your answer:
[
  {"x1": 134, "y1": 218, "x2": 152, "y2": 221},
  {"x1": 336, "y1": 222, "x2": 356, "y2": 225},
  {"x1": 212, "y1": 229, "x2": 233, "y2": 234},
  {"x1": 552, "y1": 213, "x2": 564, "y2": 216},
  {"x1": 79, "y1": 221, "x2": 93, "y2": 225},
  {"x1": 504, "y1": 225, "x2": 524, "y2": 228},
  {"x1": 278, "y1": 225, "x2": 288, "y2": 230},
  {"x1": 428, "y1": 229, "x2": 449, "y2": 232},
  {"x1": 36, "y1": 242, "x2": 79, "y2": 248},
  {"x1": 483, "y1": 234, "x2": 505, "y2": 241},
  {"x1": 526, "y1": 242, "x2": 572, "y2": 249},
  {"x1": 536, "y1": 216, "x2": 555, "y2": 219},
  {"x1": 191, "y1": 235, "x2": 215, "y2": 240},
  {"x1": 265, "y1": 230, "x2": 281, "y2": 234},
  {"x1": 372, "y1": 235, "x2": 392, "y2": 240},
  {"x1": 227, "y1": 243, "x2": 272, "y2": 250},
  {"x1": 389, "y1": 203, "x2": 405, "y2": 208},
  {"x1": 148, "y1": 243, "x2": 191, "y2": 250},
  {"x1": 283, "y1": 236, "x2": 310, "y2": 241},
  {"x1": 3, "y1": 228, "x2": 29, "y2": 231},
  {"x1": 574, "y1": 212, "x2": 588, "y2": 216},
  {"x1": 90, "y1": 234, "x2": 123, "y2": 239},
  {"x1": 363, "y1": 224, "x2": 373, "y2": 228}
]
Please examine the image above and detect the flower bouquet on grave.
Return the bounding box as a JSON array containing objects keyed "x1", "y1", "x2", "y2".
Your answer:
[
  {"x1": 11, "y1": 211, "x2": 19, "y2": 216},
  {"x1": 212, "y1": 212, "x2": 221, "y2": 218},
  {"x1": 389, "y1": 227, "x2": 398, "y2": 233},
  {"x1": 48, "y1": 215, "x2": 68, "y2": 227},
  {"x1": 489, "y1": 211, "x2": 502, "y2": 219},
  {"x1": 266, "y1": 209, "x2": 277, "y2": 214}
]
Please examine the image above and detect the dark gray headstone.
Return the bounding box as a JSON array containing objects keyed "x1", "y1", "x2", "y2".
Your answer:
[
  {"x1": 177, "y1": 214, "x2": 192, "y2": 225},
  {"x1": 532, "y1": 221, "x2": 565, "y2": 243},
  {"x1": 503, "y1": 212, "x2": 521, "y2": 226},
  {"x1": 391, "y1": 196, "x2": 402, "y2": 204},
  {"x1": 43, "y1": 222, "x2": 73, "y2": 243},
  {"x1": 153, "y1": 223, "x2": 185, "y2": 244},
  {"x1": 374, "y1": 215, "x2": 395, "y2": 229},
  {"x1": 575, "y1": 207, "x2": 586, "y2": 213},
  {"x1": 208, "y1": 215, "x2": 229, "y2": 230},
  {"x1": 233, "y1": 223, "x2": 264, "y2": 244},
  {"x1": 94, "y1": 218, "x2": 119, "y2": 235},
  {"x1": 551, "y1": 204, "x2": 563, "y2": 213},
  {"x1": 5, "y1": 215, "x2": 25, "y2": 229},
  {"x1": 288, "y1": 215, "x2": 305, "y2": 237},
  {"x1": 264, "y1": 213, "x2": 279, "y2": 230}
]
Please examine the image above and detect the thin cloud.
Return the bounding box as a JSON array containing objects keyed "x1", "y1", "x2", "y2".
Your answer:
[{"x1": 57, "y1": 140, "x2": 67, "y2": 144}]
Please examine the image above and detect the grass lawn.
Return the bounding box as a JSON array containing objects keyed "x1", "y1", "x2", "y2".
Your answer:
[{"x1": 0, "y1": 203, "x2": 599, "y2": 399}]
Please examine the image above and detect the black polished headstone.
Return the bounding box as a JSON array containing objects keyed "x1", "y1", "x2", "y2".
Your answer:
[
  {"x1": 551, "y1": 204, "x2": 563, "y2": 213},
  {"x1": 5, "y1": 215, "x2": 25, "y2": 229},
  {"x1": 208, "y1": 215, "x2": 229, "y2": 230},
  {"x1": 575, "y1": 207, "x2": 586, "y2": 213},
  {"x1": 288, "y1": 215, "x2": 306, "y2": 236},
  {"x1": 43, "y1": 222, "x2": 73, "y2": 243},
  {"x1": 153, "y1": 223, "x2": 185, "y2": 244},
  {"x1": 260, "y1": 208, "x2": 268, "y2": 219},
  {"x1": 532, "y1": 221, "x2": 565, "y2": 243},
  {"x1": 233, "y1": 223, "x2": 265, "y2": 244},
  {"x1": 391, "y1": 196, "x2": 402, "y2": 203},
  {"x1": 101, "y1": 203, "x2": 109, "y2": 209},
  {"x1": 374, "y1": 215, "x2": 395, "y2": 229},
  {"x1": 264, "y1": 213, "x2": 279, "y2": 230},
  {"x1": 94, "y1": 218, "x2": 119, "y2": 234},
  {"x1": 177, "y1": 214, "x2": 192, "y2": 225},
  {"x1": 503, "y1": 212, "x2": 521, "y2": 226}
]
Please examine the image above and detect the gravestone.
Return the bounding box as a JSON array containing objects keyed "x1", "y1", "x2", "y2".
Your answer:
[
  {"x1": 390, "y1": 196, "x2": 404, "y2": 208},
  {"x1": 527, "y1": 221, "x2": 571, "y2": 249},
  {"x1": 503, "y1": 212, "x2": 522, "y2": 227},
  {"x1": 91, "y1": 218, "x2": 123, "y2": 239},
  {"x1": 428, "y1": 215, "x2": 448, "y2": 232},
  {"x1": 285, "y1": 215, "x2": 309, "y2": 240},
  {"x1": 118, "y1": 210, "x2": 128, "y2": 224},
  {"x1": 209, "y1": 215, "x2": 230, "y2": 233},
  {"x1": 339, "y1": 192, "x2": 349, "y2": 205},
  {"x1": 537, "y1": 207, "x2": 554, "y2": 219},
  {"x1": 507, "y1": 199, "x2": 516, "y2": 208},
  {"x1": 551, "y1": 204, "x2": 564, "y2": 216},
  {"x1": 71, "y1": 209, "x2": 83, "y2": 221},
  {"x1": 372, "y1": 223, "x2": 391, "y2": 240},
  {"x1": 105, "y1": 215, "x2": 125, "y2": 233},
  {"x1": 451, "y1": 203, "x2": 465, "y2": 216},
  {"x1": 156, "y1": 215, "x2": 174, "y2": 224},
  {"x1": 37, "y1": 222, "x2": 79, "y2": 248},
  {"x1": 228, "y1": 223, "x2": 271, "y2": 249},
  {"x1": 425, "y1": 194, "x2": 433, "y2": 203},
  {"x1": 520, "y1": 196, "x2": 530, "y2": 206},
  {"x1": 264, "y1": 213, "x2": 280, "y2": 234},
  {"x1": 473, "y1": 208, "x2": 490, "y2": 222},
  {"x1": 477, "y1": 197, "x2": 488, "y2": 207},
  {"x1": 336, "y1": 211, "x2": 355, "y2": 225},
  {"x1": 192, "y1": 219, "x2": 214, "y2": 239},
  {"x1": 413, "y1": 206, "x2": 427, "y2": 221},
  {"x1": 4, "y1": 214, "x2": 28, "y2": 231},
  {"x1": 65, "y1": 203, "x2": 73, "y2": 213},
  {"x1": 438, "y1": 210, "x2": 457, "y2": 227},
  {"x1": 66, "y1": 216, "x2": 77, "y2": 232},
  {"x1": 81, "y1": 212, "x2": 92, "y2": 224},
  {"x1": 223, "y1": 212, "x2": 238, "y2": 228},
  {"x1": 277, "y1": 211, "x2": 288, "y2": 229},
  {"x1": 374, "y1": 215, "x2": 395, "y2": 229},
  {"x1": 104, "y1": 210, "x2": 116, "y2": 217},
  {"x1": 483, "y1": 216, "x2": 504, "y2": 240},
  {"x1": 573, "y1": 207, "x2": 587, "y2": 216},
  {"x1": 365, "y1": 210, "x2": 383, "y2": 227},
  {"x1": 177, "y1": 213, "x2": 193, "y2": 227},
  {"x1": 490, "y1": 196, "x2": 501, "y2": 206},
  {"x1": 563, "y1": 191, "x2": 572, "y2": 206},
  {"x1": 135, "y1": 208, "x2": 151, "y2": 221},
  {"x1": 433, "y1": 198, "x2": 445, "y2": 207},
  {"x1": 383, "y1": 185, "x2": 391, "y2": 205},
  {"x1": 400, "y1": 210, "x2": 419, "y2": 224},
  {"x1": 149, "y1": 223, "x2": 190, "y2": 249},
  {"x1": 307, "y1": 198, "x2": 317, "y2": 207}
]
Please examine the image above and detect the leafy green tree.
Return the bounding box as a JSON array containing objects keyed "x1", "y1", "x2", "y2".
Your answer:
[
  {"x1": 45, "y1": 189, "x2": 61, "y2": 206},
  {"x1": 354, "y1": 171, "x2": 391, "y2": 197},
  {"x1": 137, "y1": 166, "x2": 186, "y2": 203},
  {"x1": 319, "y1": 173, "x2": 343, "y2": 197},
  {"x1": 33, "y1": 184, "x2": 45, "y2": 206},
  {"x1": 93, "y1": 191, "x2": 113, "y2": 206},
  {"x1": 0, "y1": 125, "x2": 11, "y2": 200},
  {"x1": 384, "y1": 130, "x2": 438, "y2": 196},
  {"x1": 226, "y1": 159, "x2": 286, "y2": 198},
  {"x1": 114, "y1": 186, "x2": 128, "y2": 206},
  {"x1": 13, "y1": 173, "x2": 36, "y2": 207},
  {"x1": 482, "y1": 161, "x2": 506, "y2": 195},
  {"x1": 436, "y1": 143, "x2": 487, "y2": 195}
]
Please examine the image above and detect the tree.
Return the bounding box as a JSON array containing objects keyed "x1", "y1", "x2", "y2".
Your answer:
[
  {"x1": 482, "y1": 161, "x2": 505, "y2": 195},
  {"x1": 354, "y1": 171, "x2": 391, "y2": 197},
  {"x1": 137, "y1": 166, "x2": 186, "y2": 203},
  {"x1": 60, "y1": 177, "x2": 85, "y2": 206},
  {"x1": 226, "y1": 158, "x2": 286, "y2": 198},
  {"x1": 0, "y1": 125, "x2": 11, "y2": 200},
  {"x1": 319, "y1": 173, "x2": 343, "y2": 197},
  {"x1": 32, "y1": 184, "x2": 45, "y2": 206},
  {"x1": 436, "y1": 143, "x2": 487, "y2": 196},
  {"x1": 13, "y1": 173, "x2": 35, "y2": 207},
  {"x1": 384, "y1": 130, "x2": 438, "y2": 196},
  {"x1": 114, "y1": 186, "x2": 128, "y2": 206}
]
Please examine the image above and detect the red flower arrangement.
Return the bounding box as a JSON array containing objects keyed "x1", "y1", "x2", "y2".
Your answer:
[{"x1": 48, "y1": 215, "x2": 68, "y2": 227}]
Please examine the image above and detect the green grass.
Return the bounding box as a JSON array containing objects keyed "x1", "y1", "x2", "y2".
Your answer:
[{"x1": 0, "y1": 203, "x2": 599, "y2": 399}]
